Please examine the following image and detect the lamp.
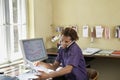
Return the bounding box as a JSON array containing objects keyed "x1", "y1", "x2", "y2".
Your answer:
[{"x1": 51, "y1": 27, "x2": 64, "y2": 42}]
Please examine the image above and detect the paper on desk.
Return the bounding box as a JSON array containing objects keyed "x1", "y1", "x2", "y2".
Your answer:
[
  {"x1": 95, "y1": 50, "x2": 114, "y2": 56},
  {"x1": 27, "y1": 60, "x2": 54, "y2": 73},
  {"x1": 83, "y1": 25, "x2": 89, "y2": 37},
  {"x1": 33, "y1": 66, "x2": 48, "y2": 72},
  {"x1": 82, "y1": 48, "x2": 101, "y2": 55},
  {"x1": 18, "y1": 66, "x2": 54, "y2": 80},
  {"x1": 18, "y1": 72, "x2": 38, "y2": 80}
]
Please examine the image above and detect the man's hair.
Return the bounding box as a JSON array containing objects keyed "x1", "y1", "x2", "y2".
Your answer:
[{"x1": 62, "y1": 27, "x2": 79, "y2": 41}]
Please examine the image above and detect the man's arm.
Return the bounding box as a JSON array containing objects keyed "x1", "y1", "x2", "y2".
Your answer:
[
  {"x1": 48, "y1": 65, "x2": 73, "y2": 78},
  {"x1": 34, "y1": 60, "x2": 60, "y2": 70}
]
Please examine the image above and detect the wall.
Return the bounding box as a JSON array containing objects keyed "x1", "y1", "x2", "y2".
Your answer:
[
  {"x1": 27, "y1": 0, "x2": 53, "y2": 48},
  {"x1": 52, "y1": 1, "x2": 120, "y2": 80},
  {"x1": 52, "y1": 0, "x2": 120, "y2": 50},
  {"x1": 27, "y1": 0, "x2": 120, "y2": 80}
]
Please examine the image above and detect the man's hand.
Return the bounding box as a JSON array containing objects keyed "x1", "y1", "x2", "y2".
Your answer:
[
  {"x1": 34, "y1": 61, "x2": 47, "y2": 67},
  {"x1": 36, "y1": 71, "x2": 50, "y2": 80}
]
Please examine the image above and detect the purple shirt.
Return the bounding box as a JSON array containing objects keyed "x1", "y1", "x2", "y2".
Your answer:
[{"x1": 56, "y1": 42, "x2": 88, "y2": 80}]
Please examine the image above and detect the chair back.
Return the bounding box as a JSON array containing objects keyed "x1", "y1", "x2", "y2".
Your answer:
[{"x1": 87, "y1": 68, "x2": 99, "y2": 80}]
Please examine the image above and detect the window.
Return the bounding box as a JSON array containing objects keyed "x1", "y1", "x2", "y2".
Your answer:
[{"x1": 0, "y1": 0, "x2": 27, "y2": 64}]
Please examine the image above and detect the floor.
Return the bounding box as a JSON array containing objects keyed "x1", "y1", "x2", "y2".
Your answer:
[{"x1": 88, "y1": 57, "x2": 120, "y2": 80}]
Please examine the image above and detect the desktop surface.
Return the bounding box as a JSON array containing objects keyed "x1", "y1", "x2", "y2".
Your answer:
[{"x1": 47, "y1": 48, "x2": 120, "y2": 58}]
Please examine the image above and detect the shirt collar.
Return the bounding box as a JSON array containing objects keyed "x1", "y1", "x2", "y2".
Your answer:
[{"x1": 67, "y1": 41, "x2": 75, "y2": 48}]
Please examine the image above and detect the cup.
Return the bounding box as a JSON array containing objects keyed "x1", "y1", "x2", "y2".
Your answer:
[{"x1": 19, "y1": 64, "x2": 25, "y2": 74}]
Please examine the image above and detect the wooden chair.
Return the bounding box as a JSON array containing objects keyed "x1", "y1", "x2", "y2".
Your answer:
[{"x1": 87, "y1": 68, "x2": 99, "y2": 80}]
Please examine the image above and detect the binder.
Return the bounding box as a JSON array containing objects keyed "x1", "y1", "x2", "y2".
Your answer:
[{"x1": 111, "y1": 50, "x2": 120, "y2": 56}]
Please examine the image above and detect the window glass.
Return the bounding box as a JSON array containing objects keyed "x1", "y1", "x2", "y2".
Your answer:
[{"x1": 0, "y1": 0, "x2": 27, "y2": 64}]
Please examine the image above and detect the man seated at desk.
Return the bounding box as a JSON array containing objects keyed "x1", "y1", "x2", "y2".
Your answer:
[{"x1": 35, "y1": 27, "x2": 88, "y2": 80}]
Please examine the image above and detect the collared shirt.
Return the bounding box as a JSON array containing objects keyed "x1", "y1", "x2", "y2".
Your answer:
[
  {"x1": 56, "y1": 42, "x2": 88, "y2": 80},
  {"x1": 66, "y1": 41, "x2": 75, "y2": 48}
]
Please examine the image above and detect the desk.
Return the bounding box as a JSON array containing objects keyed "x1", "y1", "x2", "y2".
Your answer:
[
  {"x1": 47, "y1": 48, "x2": 120, "y2": 59},
  {"x1": 0, "y1": 64, "x2": 43, "y2": 80},
  {"x1": 85, "y1": 54, "x2": 120, "y2": 58},
  {"x1": 47, "y1": 48, "x2": 58, "y2": 55},
  {"x1": 47, "y1": 48, "x2": 120, "y2": 68},
  {"x1": 47, "y1": 48, "x2": 120, "y2": 58}
]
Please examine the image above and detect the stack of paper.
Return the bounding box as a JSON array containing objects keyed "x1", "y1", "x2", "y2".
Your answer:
[
  {"x1": 95, "y1": 50, "x2": 114, "y2": 56},
  {"x1": 82, "y1": 48, "x2": 101, "y2": 55}
]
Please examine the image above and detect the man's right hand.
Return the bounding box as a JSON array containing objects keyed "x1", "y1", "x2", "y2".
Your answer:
[{"x1": 34, "y1": 61, "x2": 46, "y2": 67}]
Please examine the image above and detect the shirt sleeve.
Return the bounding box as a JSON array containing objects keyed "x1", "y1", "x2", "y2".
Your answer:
[
  {"x1": 66, "y1": 47, "x2": 83, "y2": 67},
  {"x1": 55, "y1": 48, "x2": 62, "y2": 63}
]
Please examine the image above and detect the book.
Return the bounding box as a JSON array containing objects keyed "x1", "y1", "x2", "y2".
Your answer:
[{"x1": 111, "y1": 50, "x2": 120, "y2": 56}]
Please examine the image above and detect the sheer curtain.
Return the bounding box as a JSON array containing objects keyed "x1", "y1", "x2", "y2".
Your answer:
[
  {"x1": 0, "y1": 0, "x2": 8, "y2": 63},
  {"x1": 0, "y1": 0, "x2": 27, "y2": 64},
  {"x1": 0, "y1": 26, "x2": 8, "y2": 63}
]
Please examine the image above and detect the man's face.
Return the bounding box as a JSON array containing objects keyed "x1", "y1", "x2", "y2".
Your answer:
[{"x1": 60, "y1": 36, "x2": 72, "y2": 49}]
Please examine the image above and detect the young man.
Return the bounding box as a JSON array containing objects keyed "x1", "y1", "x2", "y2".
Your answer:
[{"x1": 35, "y1": 27, "x2": 88, "y2": 80}]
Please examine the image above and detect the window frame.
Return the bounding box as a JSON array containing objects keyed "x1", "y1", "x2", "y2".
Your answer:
[{"x1": 0, "y1": 0, "x2": 27, "y2": 65}]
